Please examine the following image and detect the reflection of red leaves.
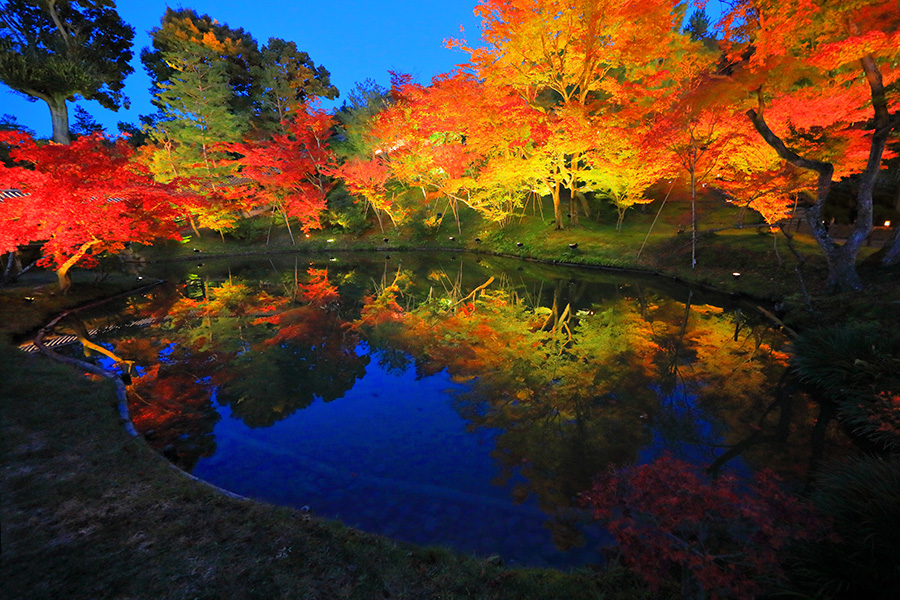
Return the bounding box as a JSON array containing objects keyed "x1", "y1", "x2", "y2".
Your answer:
[
  {"x1": 129, "y1": 368, "x2": 213, "y2": 434},
  {"x1": 300, "y1": 269, "x2": 339, "y2": 306},
  {"x1": 356, "y1": 287, "x2": 405, "y2": 329}
]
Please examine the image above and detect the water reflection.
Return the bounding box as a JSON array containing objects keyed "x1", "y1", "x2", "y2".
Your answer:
[{"x1": 56, "y1": 253, "x2": 850, "y2": 567}]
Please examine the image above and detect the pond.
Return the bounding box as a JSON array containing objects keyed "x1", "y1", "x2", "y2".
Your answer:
[{"x1": 53, "y1": 252, "x2": 848, "y2": 568}]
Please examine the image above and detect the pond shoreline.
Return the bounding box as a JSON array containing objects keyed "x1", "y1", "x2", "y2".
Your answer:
[
  {"x1": 134, "y1": 243, "x2": 784, "y2": 304},
  {"x1": 1, "y1": 274, "x2": 663, "y2": 599}
]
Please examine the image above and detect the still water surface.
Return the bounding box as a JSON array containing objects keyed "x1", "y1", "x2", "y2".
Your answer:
[{"x1": 63, "y1": 252, "x2": 842, "y2": 568}]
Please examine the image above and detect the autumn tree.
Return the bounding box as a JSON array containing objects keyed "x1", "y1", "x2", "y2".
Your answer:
[
  {"x1": 142, "y1": 39, "x2": 247, "y2": 234},
  {"x1": 720, "y1": 0, "x2": 900, "y2": 290},
  {"x1": 328, "y1": 156, "x2": 394, "y2": 231},
  {"x1": 456, "y1": 0, "x2": 700, "y2": 228},
  {"x1": 0, "y1": 131, "x2": 187, "y2": 291},
  {"x1": 366, "y1": 72, "x2": 548, "y2": 228},
  {"x1": 590, "y1": 120, "x2": 674, "y2": 232},
  {"x1": 224, "y1": 105, "x2": 336, "y2": 242},
  {"x1": 0, "y1": 0, "x2": 133, "y2": 144}
]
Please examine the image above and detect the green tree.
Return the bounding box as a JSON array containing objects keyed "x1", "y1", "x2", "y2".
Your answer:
[
  {"x1": 70, "y1": 104, "x2": 103, "y2": 136},
  {"x1": 332, "y1": 78, "x2": 392, "y2": 160},
  {"x1": 257, "y1": 37, "x2": 338, "y2": 133},
  {"x1": 0, "y1": 0, "x2": 133, "y2": 144},
  {"x1": 683, "y1": 8, "x2": 711, "y2": 42},
  {"x1": 144, "y1": 42, "x2": 247, "y2": 233},
  {"x1": 142, "y1": 9, "x2": 336, "y2": 137},
  {"x1": 141, "y1": 8, "x2": 258, "y2": 122}
]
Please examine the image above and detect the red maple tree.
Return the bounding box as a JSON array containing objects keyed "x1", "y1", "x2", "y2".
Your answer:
[
  {"x1": 223, "y1": 105, "x2": 335, "y2": 242},
  {"x1": 0, "y1": 132, "x2": 188, "y2": 291},
  {"x1": 582, "y1": 454, "x2": 832, "y2": 599}
]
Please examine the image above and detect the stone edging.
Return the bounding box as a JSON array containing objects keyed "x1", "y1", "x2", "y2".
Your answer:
[{"x1": 31, "y1": 279, "x2": 248, "y2": 501}]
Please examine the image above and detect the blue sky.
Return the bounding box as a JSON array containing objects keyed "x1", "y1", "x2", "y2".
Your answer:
[{"x1": 2, "y1": 0, "x2": 483, "y2": 138}]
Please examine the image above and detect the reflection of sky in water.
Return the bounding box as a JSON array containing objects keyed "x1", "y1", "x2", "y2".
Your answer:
[
  {"x1": 191, "y1": 343, "x2": 607, "y2": 568},
  {"x1": 198, "y1": 343, "x2": 502, "y2": 496},
  {"x1": 639, "y1": 384, "x2": 750, "y2": 477}
]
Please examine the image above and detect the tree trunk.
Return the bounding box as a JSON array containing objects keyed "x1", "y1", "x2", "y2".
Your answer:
[
  {"x1": 576, "y1": 190, "x2": 591, "y2": 219},
  {"x1": 55, "y1": 239, "x2": 100, "y2": 293},
  {"x1": 822, "y1": 243, "x2": 864, "y2": 293},
  {"x1": 746, "y1": 53, "x2": 893, "y2": 293},
  {"x1": 552, "y1": 182, "x2": 563, "y2": 229},
  {"x1": 2, "y1": 251, "x2": 15, "y2": 285},
  {"x1": 881, "y1": 226, "x2": 900, "y2": 266},
  {"x1": 568, "y1": 190, "x2": 579, "y2": 225},
  {"x1": 46, "y1": 95, "x2": 70, "y2": 144},
  {"x1": 278, "y1": 204, "x2": 296, "y2": 245},
  {"x1": 690, "y1": 146, "x2": 697, "y2": 268}
]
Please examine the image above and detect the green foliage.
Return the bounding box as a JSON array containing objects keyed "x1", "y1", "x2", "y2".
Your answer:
[
  {"x1": 143, "y1": 41, "x2": 247, "y2": 232},
  {"x1": 141, "y1": 8, "x2": 260, "y2": 118},
  {"x1": 332, "y1": 78, "x2": 392, "y2": 160},
  {"x1": 256, "y1": 37, "x2": 338, "y2": 132},
  {"x1": 683, "y1": 9, "x2": 712, "y2": 42},
  {"x1": 71, "y1": 105, "x2": 104, "y2": 136},
  {"x1": 0, "y1": 0, "x2": 134, "y2": 142},
  {"x1": 0, "y1": 113, "x2": 35, "y2": 136},
  {"x1": 141, "y1": 8, "x2": 336, "y2": 136},
  {"x1": 324, "y1": 183, "x2": 371, "y2": 233},
  {"x1": 227, "y1": 215, "x2": 271, "y2": 242},
  {"x1": 153, "y1": 45, "x2": 247, "y2": 151}
]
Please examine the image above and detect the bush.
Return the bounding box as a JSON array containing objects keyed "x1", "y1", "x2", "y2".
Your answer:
[
  {"x1": 785, "y1": 456, "x2": 900, "y2": 599},
  {"x1": 791, "y1": 325, "x2": 900, "y2": 452},
  {"x1": 581, "y1": 455, "x2": 831, "y2": 600}
]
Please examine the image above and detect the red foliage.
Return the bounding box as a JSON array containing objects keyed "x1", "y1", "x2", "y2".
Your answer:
[
  {"x1": 581, "y1": 455, "x2": 832, "y2": 599},
  {"x1": 0, "y1": 132, "x2": 188, "y2": 287},
  {"x1": 223, "y1": 105, "x2": 335, "y2": 232}
]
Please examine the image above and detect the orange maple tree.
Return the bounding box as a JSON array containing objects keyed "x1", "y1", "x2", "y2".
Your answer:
[
  {"x1": 720, "y1": 0, "x2": 900, "y2": 290},
  {"x1": 453, "y1": 0, "x2": 702, "y2": 228},
  {"x1": 328, "y1": 156, "x2": 395, "y2": 231},
  {"x1": 366, "y1": 72, "x2": 544, "y2": 228}
]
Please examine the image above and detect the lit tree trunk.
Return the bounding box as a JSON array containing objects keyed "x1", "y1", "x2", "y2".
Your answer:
[
  {"x1": 278, "y1": 203, "x2": 296, "y2": 245},
  {"x1": 552, "y1": 181, "x2": 563, "y2": 229},
  {"x1": 54, "y1": 239, "x2": 101, "y2": 293},
  {"x1": 746, "y1": 54, "x2": 892, "y2": 293},
  {"x1": 690, "y1": 144, "x2": 697, "y2": 268}
]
